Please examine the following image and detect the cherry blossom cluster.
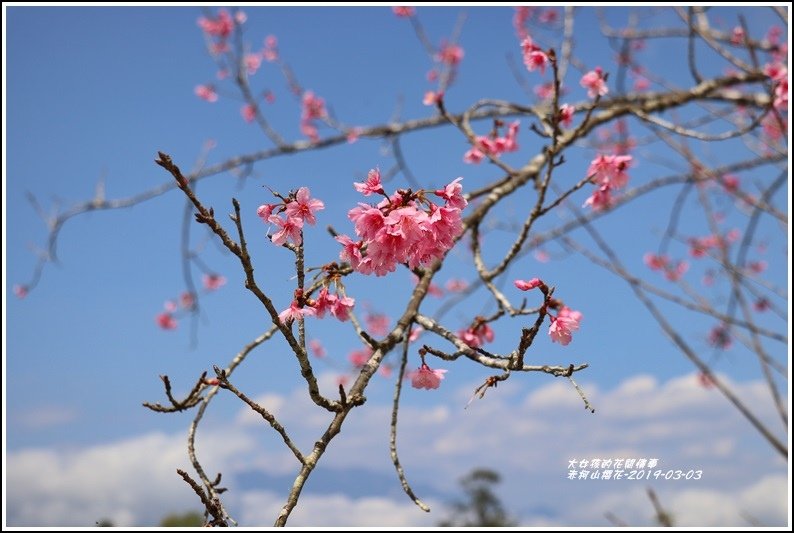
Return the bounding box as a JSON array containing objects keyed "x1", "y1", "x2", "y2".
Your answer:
[
  {"x1": 276, "y1": 269, "x2": 357, "y2": 327},
  {"x1": 688, "y1": 229, "x2": 740, "y2": 258},
  {"x1": 708, "y1": 323, "x2": 732, "y2": 350},
  {"x1": 521, "y1": 36, "x2": 550, "y2": 75},
  {"x1": 463, "y1": 121, "x2": 521, "y2": 164},
  {"x1": 580, "y1": 67, "x2": 609, "y2": 99},
  {"x1": 300, "y1": 91, "x2": 327, "y2": 142},
  {"x1": 257, "y1": 187, "x2": 325, "y2": 246},
  {"x1": 196, "y1": 8, "x2": 247, "y2": 62},
  {"x1": 458, "y1": 317, "x2": 495, "y2": 349},
  {"x1": 583, "y1": 153, "x2": 633, "y2": 211},
  {"x1": 391, "y1": 6, "x2": 414, "y2": 18},
  {"x1": 513, "y1": 6, "x2": 559, "y2": 40},
  {"x1": 515, "y1": 277, "x2": 583, "y2": 346},
  {"x1": 643, "y1": 253, "x2": 690, "y2": 282},
  {"x1": 335, "y1": 169, "x2": 467, "y2": 276},
  {"x1": 153, "y1": 273, "x2": 227, "y2": 330},
  {"x1": 765, "y1": 63, "x2": 788, "y2": 111}
]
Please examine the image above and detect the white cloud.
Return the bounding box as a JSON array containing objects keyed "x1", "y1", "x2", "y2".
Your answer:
[
  {"x1": 238, "y1": 490, "x2": 439, "y2": 527},
  {"x1": 5, "y1": 371, "x2": 788, "y2": 526},
  {"x1": 6, "y1": 430, "x2": 258, "y2": 526},
  {"x1": 12, "y1": 405, "x2": 78, "y2": 429},
  {"x1": 570, "y1": 474, "x2": 788, "y2": 526}
]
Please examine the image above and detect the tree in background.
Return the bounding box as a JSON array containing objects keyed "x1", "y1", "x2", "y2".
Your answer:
[
  {"x1": 439, "y1": 468, "x2": 517, "y2": 527},
  {"x1": 12, "y1": 6, "x2": 787, "y2": 527},
  {"x1": 160, "y1": 511, "x2": 205, "y2": 527}
]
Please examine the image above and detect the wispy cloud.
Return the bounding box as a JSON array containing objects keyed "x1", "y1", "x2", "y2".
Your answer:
[{"x1": 12, "y1": 405, "x2": 78, "y2": 430}]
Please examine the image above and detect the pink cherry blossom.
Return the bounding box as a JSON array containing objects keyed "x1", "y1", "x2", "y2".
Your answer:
[
  {"x1": 458, "y1": 321, "x2": 495, "y2": 349},
  {"x1": 521, "y1": 37, "x2": 549, "y2": 74},
  {"x1": 548, "y1": 314, "x2": 576, "y2": 345},
  {"x1": 194, "y1": 84, "x2": 218, "y2": 103},
  {"x1": 354, "y1": 168, "x2": 385, "y2": 196},
  {"x1": 210, "y1": 42, "x2": 229, "y2": 56},
  {"x1": 423, "y1": 90, "x2": 442, "y2": 106},
  {"x1": 164, "y1": 300, "x2": 177, "y2": 313},
  {"x1": 278, "y1": 300, "x2": 316, "y2": 325},
  {"x1": 558, "y1": 306, "x2": 582, "y2": 331},
  {"x1": 633, "y1": 77, "x2": 650, "y2": 91},
  {"x1": 347, "y1": 127, "x2": 362, "y2": 143},
  {"x1": 534, "y1": 249, "x2": 550, "y2": 263},
  {"x1": 241, "y1": 103, "x2": 256, "y2": 123},
  {"x1": 313, "y1": 287, "x2": 338, "y2": 317},
  {"x1": 156, "y1": 312, "x2": 178, "y2": 330},
  {"x1": 514, "y1": 278, "x2": 542, "y2": 291},
  {"x1": 332, "y1": 295, "x2": 355, "y2": 321},
  {"x1": 581, "y1": 67, "x2": 608, "y2": 98},
  {"x1": 244, "y1": 53, "x2": 262, "y2": 75},
  {"x1": 534, "y1": 82, "x2": 554, "y2": 100},
  {"x1": 314, "y1": 287, "x2": 355, "y2": 321},
  {"x1": 309, "y1": 339, "x2": 326, "y2": 358},
  {"x1": 349, "y1": 347, "x2": 372, "y2": 367},
  {"x1": 263, "y1": 35, "x2": 279, "y2": 62},
  {"x1": 379, "y1": 364, "x2": 393, "y2": 378},
  {"x1": 286, "y1": 187, "x2": 324, "y2": 226},
  {"x1": 408, "y1": 326, "x2": 424, "y2": 342},
  {"x1": 463, "y1": 147, "x2": 485, "y2": 164},
  {"x1": 583, "y1": 184, "x2": 614, "y2": 211},
  {"x1": 180, "y1": 291, "x2": 195, "y2": 309},
  {"x1": 300, "y1": 121, "x2": 319, "y2": 142},
  {"x1": 197, "y1": 9, "x2": 234, "y2": 39},
  {"x1": 335, "y1": 235, "x2": 364, "y2": 269},
  {"x1": 301, "y1": 91, "x2": 326, "y2": 120},
  {"x1": 269, "y1": 214, "x2": 303, "y2": 246},
  {"x1": 754, "y1": 298, "x2": 770, "y2": 313},
  {"x1": 365, "y1": 312, "x2": 390, "y2": 336},
  {"x1": 643, "y1": 253, "x2": 668, "y2": 271},
  {"x1": 392, "y1": 6, "x2": 415, "y2": 17},
  {"x1": 434, "y1": 177, "x2": 467, "y2": 210},
  {"x1": 437, "y1": 43, "x2": 464, "y2": 66},
  {"x1": 13, "y1": 284, "x2": 28, "y2": 299},
  {"x1": 773, "y1": 75, "x2": 788, "y2": 110},
  {"x1": 203, "y1": 273, "x2": 226, "y2": 291},
  {"x1": 513, "y1": 6, "x2": 532, "y2": 39},
  {"x1": 664, "y1": 260, "x2": 689, "y2": 281},
  {"x1": 748, "y1": 260, "x2": 767, "y2": 274},
  {"x1": 257, "y1": 204, "x2": 275, "y2": 221},
  {"x1": 463, "y1": 124, "x2": 520, "y2": 164},
  {"x1": 348, "y1": 203, "x2": 386, "y2": 240},
  {"x1": 539, "y1": 8, "x2": 558, "y2": 24},
  {"x1": 721, "y1": 174, "x2": 740, "y2": 193},
  {"x1": 445, "y1": 278, "x2": 468, "y2": 292},
  {"x1": 410, "y1": 363, "x2": 447, "y2": 390},
  {"x1": 730, "y1": 26, "x2": 745, "y2": 45},
  {"x1": 708, "y1": 324, "x2": 732, "y2": 350},
  {"x1": 587, "y1": 154, "x2": 632, "y2": 188},
  {"x1": 559, "y1": 104, "x2": 574, "y2": 127}
]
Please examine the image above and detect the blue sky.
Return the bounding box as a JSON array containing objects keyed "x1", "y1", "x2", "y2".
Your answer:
[{"x1": 4, "y1": 5, "x2": 789, "y2": 527}]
